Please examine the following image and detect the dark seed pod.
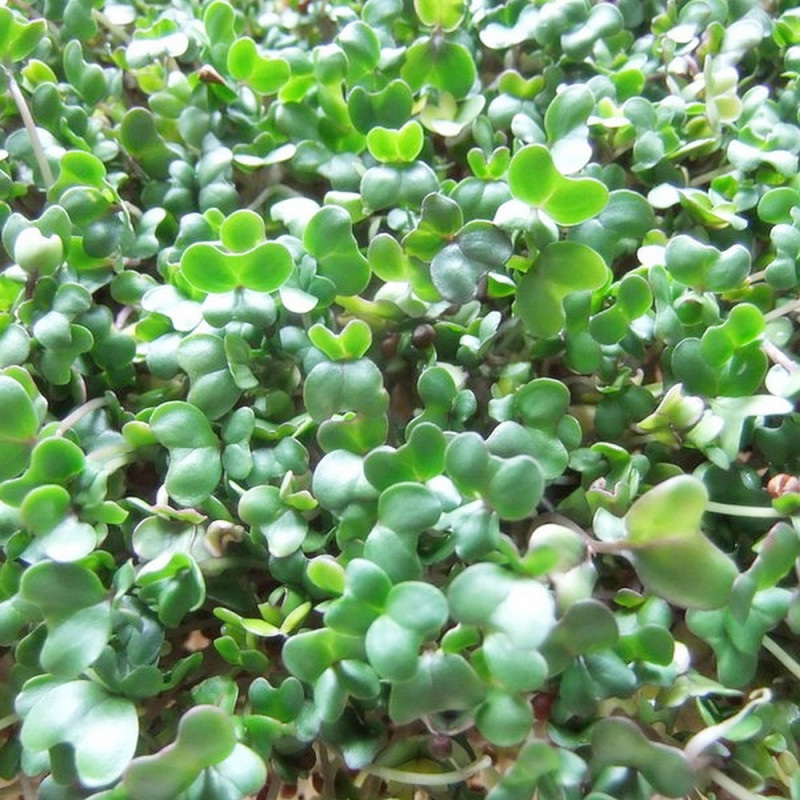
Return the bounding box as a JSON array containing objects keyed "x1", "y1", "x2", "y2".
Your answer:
[
  {"x1": 532, "y1": 692, "x2": 554, "y2": 722},
  {"x1": 412, "y1": 323, "x2": 436, "y2": 349},
  {"x1": 381, "y1": 333, "x2": 399, "y2": 359}
]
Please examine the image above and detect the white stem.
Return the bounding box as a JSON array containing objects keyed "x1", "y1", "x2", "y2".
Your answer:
[
  {"x1": 685, "y1": 688, "x2": 771, "y2": 764},
  {"x1": 706, "y1": 767, "x2": 763, "y2": 800},
  {"x1": 359, "y1": 756, "x2": 491, "y2": 787},
  {"x1": 765, "y1": 298, "x2": 800, "y2": 322},
  {"x1": 762, "y1": 635, "x2": 800, "y2": 682},
  {"x1": 6, "y1": 69, "x2": 54, "y2": 189},
  {"x1": 762, "y1": 339, "x2": 799, "y2": 373},
  {"x1": 705, "y1": 501, "x2": 783, "y2": 519},
  {"x1": 263, "y1": 778, "x2": 281, "y2": 800},
  {"x1": 0, "y1": 713, "x2": 18, "y2": 731},
  {"x1": 56, "y1": 397, "x2": 109, "y2": 436}
]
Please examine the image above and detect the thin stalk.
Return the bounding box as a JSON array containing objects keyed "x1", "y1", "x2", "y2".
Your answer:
[
  {"x1": 685, "y1": 688, "x2": 771, "y2": 764},
  {"x1": 86, "y1": 454, "x2": 135, "y2": 475},
  {"x1": 19, "y1": 775, "x2": 37, "y2": 800},
  {"x1": 706, "y1": 767, "x2": 762, "y2": 800},
  {"x1": 5, "y1": 68, "x2": 54, "y2": 189},
  {"x1": 290, "y1": 414, "x2": 315, "y2": 439},
  {"x1": 318, "y1": 743, "x2": 336, "y2": 800},
  {"x1": 359, "y1": 774, "x2": 380, "y2": 800},
  {"x1": 762, "y1": 635, "x2": 800, "y2": 682},
  {"x1": 198, "y1": 557, "x2": 272, "y2": 575},
  {"x1": 705, "y1": 501, "x2": 783, "y2": 519},
  {"x1": 762, "y1": 339, "x2": 799, "y2": 373},
  {"x1": 688, "y1": 165, "x2": 733, "y2": 187},
  {"x1": 765, "y1": 297, "x2": 800, "y2": 322},
  {"x1": 262, "y1": 778, "x2": 281, "y2": 800},
  {"x1": 359, "y1": 755, "x2": 491, "y2": 787},
  {"x1": 0, "y1": 713, "x2": 18, "y2": 731},
  {"x1": 91, "y1": 8, "x2": 129, "y2": 42},
  {"x1": 56, "y1": 397, "x2": 109, "y2": 436},
  {"x1": 585, "y1": 533, "x2": 734, "y2": 554},
  {"x1": 247, "y1": 182, "x2": 302, "y2": 211}
]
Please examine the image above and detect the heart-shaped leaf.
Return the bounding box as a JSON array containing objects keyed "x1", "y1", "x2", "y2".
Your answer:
[
  {"x1": 360, "y1": 162, "x2": 440, "y2": 211},
  {"x1": 181, "y1": 239, "x2": 293, "y2": 294},
  {"x1": 665, "y1": 235, "x2": 750, "y2": 291},
  {"x1": 402, "y1": 38, "x2": 476, "y2": 99},
  {"x1": 123, "y1": 705, "x2": 239, "y2": 800},
  {"x1": 379, "y1": 482, "x2": 442, "y2": 533},
  {"x1": 238, "y1": 485, "x2": 308, "y2": 557},
  {"x1": 20, "y1": 484, "x2": 96, "y2": 561},
  {"x1": 347, "y1": 79, "x2": 414, "y2": 135},
  {"x1": 414, "y1": 0, "x2": 466, "y2": 30},
  {"x1": 544, "y1": 85, "x2": 594, "y2": 174},
  {"x1": 624, "y1": 476, "x2": 738, "y2": 609},
  {"x1": 486, "y1": 454, "x2": 544, "y2": 520},
  {"x1": 150, "y1": 402, "x2": 222, "y2": 507},
  {"x1": 227, "y1": 36, "x2": 290, "y2": 93},
  {"x1": 364, "y1": 422, "x2": 446, "y2": 491},
  {"x1": 431, "y1": 221, "x2": 513, "y2": 304},
  {"x1": 591, "y1": 717, "x2": 694, "y2": 797},
  {"x1": 304, "y1": 359, "x2": 389, "y2": 453},
  {"x1": 20, "y1": 680, "x2": 138, "y2": 788},
  {"x1": 449, "y1": 563, "x2": 556, "y2": 649},
  {"x1": 475, "y1": 688, "x2": 533, "y2": 746},
  {"x1": 120, "y1": 108, "x2": 180, "y2": 179},
  {"x1": 0, "y1": 7, "x2": 46, "y2": 62},
  {"x1": 515, "y1": 241, "x2": 609, "y2": 337},
  {"x1": 483, "y1": 632, "x2": 548, "y2": 691},
  {"x1": 508, "y1": 144, "x2": 608, "y2": 224},
  {"x1": 304, "y1": 206, "x2": 371, "y2": 296},
  {"x1": 308, "y1": 319, "x2": 372, "y2": 361},
  {"x1": 366, "y1": 120, "x2": 424, "y2": 163},
  {"x1": 365, "y1": 615, "x2": 422, "y2": 680},
  {"x1": 0, "y1": 374, "x2": 40, "y2": 481},
  {"x1": 177, "y1": 334, "x2": 241, "y2": 420},
  {"x1": 388, "y1": 650, "x2": 485, "y2": 724}
]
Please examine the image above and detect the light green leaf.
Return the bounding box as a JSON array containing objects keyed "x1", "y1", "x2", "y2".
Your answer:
[
  {"x1": 304, "y1": 206, "x2": 371, "y2": 296},
  {"x1": 414, "y1": 0, "x2": 466, "y2": 30},
  {"x1": 624, "y1": 476, "x2": 738, "y2": 609},
  {"x1": 20, "y1": 680, "x2": 138, "y2": 788},
  {"x1": 150, "y1": 402, "x2": 221, "y2": 507},
  {"x1": 181, "y1": 240, "x2": 293, "y2": 294},
  {"x1": 508, "y1": 145, "x2": 608, "y2": 224},
  {"x1": 515, "y1": 242, "x2": 609, "y2": 337}
]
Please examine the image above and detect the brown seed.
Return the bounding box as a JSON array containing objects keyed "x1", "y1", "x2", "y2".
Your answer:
[
  {"x1": 381, "y1": 333, "x2": 399, "y2": 359},
  {"x1": 412, "y1": 323, "x2": 436, "y2": 348},
  {"x1": 532, "y1": 692, "x2": 554, "y2": 722},
  {"x1": 767, "y1": 473, "x2": 800, "y2": 498},
  {"x1": 293, "y1": 746, "x2": 316, "y2": 771},
  {"x1": 196, "y1": 65, "x2": 226, "y2": 85}
]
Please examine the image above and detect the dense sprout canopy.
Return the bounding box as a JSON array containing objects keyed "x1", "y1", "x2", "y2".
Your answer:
[{"x1": 1, "y1": 0, "x2": 800, "y2": 798}]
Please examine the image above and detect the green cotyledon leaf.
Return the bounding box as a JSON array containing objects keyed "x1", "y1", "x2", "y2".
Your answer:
[
  {"x1": 150, "y1": 402, "x2": 222, "y2": 507},
  {"x1": 181, "y1": 239, "x2": 293, "y2": 294},
  {"x1": 623, "y1": 476, "x2": 738, "y2": 609},
  {"x1": 515, "y1": 242, "x2": 609, "y2": 338},
  {"x1": 508, "y1": 144, "x2": 608, "y2": 224}
]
